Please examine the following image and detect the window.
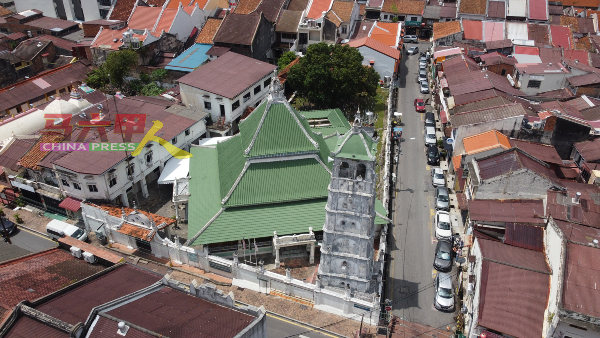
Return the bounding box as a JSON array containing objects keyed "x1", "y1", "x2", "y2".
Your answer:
[
  {"x1": 254, "y1": 85, "x2": 261, "y2": 95},
  {"x1": 232, "y1": 100, "x2": 240, "y2": 111},
  {"x1": 243, "y1": 92, "x2": 251, "y2": 103},
  {"x1": 339, "y1": 162, "x2": 350, "y2": 178},
  {"x1": 61, "y1": 179, "x2": 69, "y2": 187},
  {"x1": 0, "y1": 27, "x2": 8, "y2": 33},
  {"x1": 204, "y1": 101, "x2": 211, "y2": 110},
  {"x1": 171, "y1": 136, "x2": 177, "y2": 145},
  {"x1": 384, "y1": 15, "x2": 388, "y2": 20},
  {"x1": 341, "y1": 25, "x2": 347, "y2": 34},
  {"x1": 37, "y1": 30, "x2": 42, "y2": 35},
  {"x1": 527, "y1": 80, "x2": 542, "y2": 88},
  {"x1": 73, "y1": 182, "x2": 81, "y2": 190},
  {"x1": 410, "y1": 16, "x2": 418, "y2": 21},
  {"x1": 309, "y1": 31, "x2": 320, "y2": 41},
  {"x1": 145, "y1": 151, "x2": 153, "y2": 164},
  {"x1": 127, "y1": 164, "x2": 135, "y2": 175},
  {"x1": 99, "y1": 9, "x2": 109, "y2": 18},
  {"x1": 109, "y1": 176, "x2": 117, "y2": 187},
  {"x1": 264, "y1": 78, "x2": 271, "y2": 88},
  {"x1": 427, "y1": 19, "x2": 434, "y2": 25},
  {"x1": 185, "y1": 129, "x2": 190, "y2": 136},
  {"x1": 88, "y1": 184, "x2": 98, "y2": 192},
  {"x1": 501, "y1": 69, "x2": 506, "y2": 76},
  {"x1": 281, "y1": 33, "x2": 295, "y2": 40}
]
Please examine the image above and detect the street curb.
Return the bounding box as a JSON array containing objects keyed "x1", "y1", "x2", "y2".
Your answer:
[
  {"x1": 18, "y1": 224, "x2": 53, "y2": 239},
  {"x1": 235, "y1": 300, "x2": 350, "y2": 338}
]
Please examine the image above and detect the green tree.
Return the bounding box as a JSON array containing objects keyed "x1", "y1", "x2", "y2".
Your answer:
[
  {"x1": 85, "y1": 65, "x2": 110, "y2": 90},
  {"x1": 150, "y1": 69, "x2": 168, "y2": 82},
  {"x1": 277, "y1": 51, "x2": 297, "y2": 70},
  {"x1": 104, "y1": 50, "x2": 138, "y2": 88},
  {"x1": 287, "y1": 42, "x2": 379, "y2": 113},
  {"x1": 140, "y1": 82, "x2": 165, "y2": 96}
]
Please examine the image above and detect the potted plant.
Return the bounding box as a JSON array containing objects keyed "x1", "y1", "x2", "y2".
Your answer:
[{"x1": 14, "y1": 213, "x2": 23, "y2": 224}]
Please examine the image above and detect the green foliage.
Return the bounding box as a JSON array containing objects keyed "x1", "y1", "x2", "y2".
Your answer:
[
  {"x1": 139, "y1": 72, "x2": 151, "y2": 83},
  {"x1": 14, "y1": 213, "x2": 22, "y2": 224},
  {"x1": 151, "y1": 69, "x2": 168, "y2": 82},
  {"x1": 86, "y1": 65, "x2": 110, "y2": 90},
  {"x1": 104, "y1": 50, "x2": 138, "y2": 88},
  {"x1": 392, "y1": 16, "x2": 399, "y2": 22},
  {"x1": 278, "y1": 51, "x2": 297, "y2": 70},
  {"x1": 0, "y1": 208, "x2": 4, "y2": 217},
  {"x1": 141, "y1": 82, "x2": 164, "y2": 96},
  {"x1": 15, "y1": 196, "x2": 26, "y2": 207},
  {"x1": 437, "y1": 139, "x2": 444, "y2": 148},
  {"x1": 391, "y1": 3, "x2": 399, "y2": 13},
  {"x1": 287, "y1": 43, "x2": 380, "y2": 114}
]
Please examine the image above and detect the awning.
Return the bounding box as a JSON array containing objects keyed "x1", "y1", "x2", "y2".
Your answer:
[
  {"x1": 59, "y1": 197, "x2": 82, "y2": 211},
  {"x1": 10, "y1": 180, "x2": 35, "y2": 192},
  {"x1": 158, "y1": 157, "x2": 190, "y2": 184},
  {"x1": 440, "y1": 77, "x2": 448, "y2": 88},
  {"x1": 440, "y1": 110, "x2": 448, "y2": 124}
]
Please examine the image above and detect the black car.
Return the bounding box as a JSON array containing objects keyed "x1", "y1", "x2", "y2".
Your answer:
[
  {"x1": 0, "y1": 218, "x2": 17, "y2": 238},
  {"x1": 427, "y1": 145, "x2": 439, "y2": 165},
  {"x1": 433, "y1": 239, "x2": 454, "y2": 272}
]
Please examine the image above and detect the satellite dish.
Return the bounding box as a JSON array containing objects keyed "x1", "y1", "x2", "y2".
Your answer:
[{"x1": 446, "y1": 138, "x2": 454, "y2": 144}]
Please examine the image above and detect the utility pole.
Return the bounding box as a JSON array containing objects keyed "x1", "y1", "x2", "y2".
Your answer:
[{"x1": 1, "y1": 216, "x2": 12, "y2": 244}]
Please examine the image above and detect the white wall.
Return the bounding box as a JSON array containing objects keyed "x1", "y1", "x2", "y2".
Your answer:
[
  {"x1": 544, "y1": 218, "x2": 566, "y2": 338},
  {"x1": 519, "y1": 73, "x2": 571, "y2": 96},
  {"x1": 0, "y1": 109, "x2": 46, "y2": 144},
  {"x1": 357, "y1": 46, "x2": 395, "y2": 80},
  {"x1": 180, "y1": 74, "x2": 272, "y2": 124},
  {"x1": 81, "y1": 0, "x2": 104, "y2": 21},
  {"x1": 465, "y1": 238, "x2": 484, "y2": 338},
  {"x1": 159, "y1": 5, "x2": 206, "y2": 42}
]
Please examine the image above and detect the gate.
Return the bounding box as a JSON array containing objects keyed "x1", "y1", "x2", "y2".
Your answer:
[{"x1": 135, "y1": 238, "x2": 152, "y2": 254}]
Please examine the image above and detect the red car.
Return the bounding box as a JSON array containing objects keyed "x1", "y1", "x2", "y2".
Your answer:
[{"x1": 414, "y1": 99, "x2": 425, "y2": 112}]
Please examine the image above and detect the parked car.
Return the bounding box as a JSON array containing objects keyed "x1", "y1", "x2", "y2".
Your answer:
[
  {"x1": 431, "y1": 168, "x2": 445, "y2": 187},
  {"x1": 424, "y1": 126, "x2": 436, "y2": 147},
  {"x1": 0, "y1": 218, "x2": 17, "y2": 238},
  {"x1": 425, "y1": 111, "x2": 435, "y2": 125},
  {"x1": 46, "y1": 219, "x2": 88, "y2": 241},
  {"x1": 427, "y1": 144, "x2": 440, "y2": 165},
  {"x1": 434, "y1": 272, "x2": 455, "y2": 312},
  {"x1": 404, "y1": 35, "x2": 418, "y2": 43},
  {"x1": 433, "y1": 239, "x2": 454, "y2": 272},
  {"x1": 407, "y1": 46, "x2": 419, "y2": 55},
  {"x1": 419, "y1": 63, "x2": 427, "y2": 72},
  {"x1": 435, "y1": 210, "x2": 452, "y2": 240},
  {"x1": 435, "y1": 186, "x2": 450, "y2": 210},
  {"x1": 420, "y1": 80, "x2": 430, "y2": 94},
  {"x1": 418, "y1": 70, "x2": 427, "y2": 83},
  {"x1": 414, "y1": 99, "x2": 425, "y2": 112}
]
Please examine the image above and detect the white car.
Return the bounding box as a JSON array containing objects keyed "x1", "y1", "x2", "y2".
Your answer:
[
  {"x1": 431, "y1": 167, "x2": 445, "y2": 187},
  {"x1": 435, "y1": 210, "x2": 452, "y2": 240},
  {"x1": 434, "y1": 272, "x2": 455, "y2": 312},
  {"x1": 425, "y1": 126, "x2": 436, "y2": 147}
]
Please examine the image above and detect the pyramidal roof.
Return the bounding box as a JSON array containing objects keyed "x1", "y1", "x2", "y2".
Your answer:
[
  {"x1": 239, "y1": 79, "x2": 320, "y2": 158},
  {"x1": 332, "y1": 116, "x2": 378, "y2": 161}
]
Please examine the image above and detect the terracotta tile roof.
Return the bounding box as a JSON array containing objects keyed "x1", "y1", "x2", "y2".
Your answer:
[
  {"x1": 462, "y1": 20, "x2": 483, "y2": 40},
  {"x1": 307, "y1": 0, "x2": 334, "y2": 19},
  {"x1": 18, "y1": 133, "x2": 63, "y2": 170},
  {"x1": 575, "y1": 35, "x2": 594, "y2": 51},
  {"x1": 234, "y1": 0, "x2": 262, "y2": 14},
  {"x1": 196, "y1": 18, "x2": 223, "y2": 44},
  {"x1": 561, "y1": 0, "x2": 600, "y2": 7},
  {"x1": 459, "y1": 0, "x2": 486, "y2": 14},
  {"x1": 487, "y1": 1, "x2": 505, "y2": 18},
  {"x1": 453, "y1": 155, "x2": 462, "y2": 170},
  {"x1": 381, "y1": 0, "x2": 426, "y2": 15},
  {"x1": 287, "y1": 0, "x2": 309, "y2": 11},
  {"x1": 108, "y1": 0, "x2": 135, "y2": 21},
  {"x1": 348, "y1": 37, "x2": 400, "y2": 59},
  {"x1": 276, "y1": 10, "x2": 303, "y2": 32},
  {"x1": 117, "y1": 223, "x2": 153, "y2": 240},
  {"x1": 359, "y1": 3, "x2": 366, "y2": 16},
  {"x1": 154, "y1": 8, "x2": 178, "y2": 34},
  {"x1": 0, "y1": 6, "x2": 12, "y2": 17},
  {"x1": 128, "y1": 6, "x2": 162, "y2": 31},
  {"x1": 100, "y1": 205, "x2": 177, "y2": 229},
  {"x1": 326, "y1": 1, "x2": 356, "y2": 26},
  {"x1": 463, "y1": 130, "x2": 510, "y2": 154},
  {"x1": 433, "y1": 20, "x2": 461, "y2": 40},
  {"x1": 253, "y1": 0, "x2": 287, "y2": 22},
  {"x1": 370, "y1": 22, "x2": 401, "y2": 47}
]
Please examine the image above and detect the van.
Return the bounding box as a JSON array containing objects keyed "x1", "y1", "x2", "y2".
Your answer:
[{"x1": 46, "y1": 219, "x2": 88, "y2": 242}]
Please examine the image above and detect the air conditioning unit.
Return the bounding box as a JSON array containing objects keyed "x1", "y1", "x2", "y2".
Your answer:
[
  {"x1": 82, "y1": 251, "x2": 97, "y2": 264},
  {"x1": 70, "y1": 246, "x2": 82, "y2": 259}
]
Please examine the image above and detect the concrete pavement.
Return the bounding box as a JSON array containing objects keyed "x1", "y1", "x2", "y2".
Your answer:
[
  {"x1": 386, "y1": 42, "x2": 456, "y2": 329},
  {"x1": 266, "y1": 314, "x2": 343, "y2": 338},
  {"x1": 8, "y1": 227, "x2": 57, "y2": 253}
]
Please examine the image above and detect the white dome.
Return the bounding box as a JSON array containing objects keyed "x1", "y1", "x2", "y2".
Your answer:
[
  {"x1": 67, "y1": 97, "x2": 91, "y2": 110},
  {"x1": 44, "y1": 98, "x2": 80, "y2": 116}
]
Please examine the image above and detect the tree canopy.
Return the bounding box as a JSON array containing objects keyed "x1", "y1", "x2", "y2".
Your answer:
[
  {"x1": 105, "y1": 50, "x2": 138, "y2": 88},
  {"x1": 287, "y1": 43, "x2": 380, "y2": 113},
  {"x1": 278, "y1": 51, "x2": 297, "y2": 70}
]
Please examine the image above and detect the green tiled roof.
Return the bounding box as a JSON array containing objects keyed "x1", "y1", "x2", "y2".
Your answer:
[
  {"x1": 312, "y1": 126, "x2": 350, "y2": 137},
  {"x1": 225, "y1": 158, "x2": 330, "y2": 207},
  {"x1": 335, "y1": 129, "x2": 377, "y2": 161},
  {"x1": 301, "y1": 109, "x2": 351, "y2": 130},
  {"x1": 216, "y1": 135, "x2": 246, "y2": 199},
  {"x1": 191, "y1": 198, "x2": 390, "y2": 245},
  {"x1": 239, "y1": 102, "x2": 319, "y2": 158}
]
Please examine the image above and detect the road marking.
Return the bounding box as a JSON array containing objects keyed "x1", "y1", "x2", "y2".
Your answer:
[
  {"x1": 427, "y1": 199, "x2": 434, "y2": 240},
  {"x1": 410, "y1": 137, "x2": 415, "y2": 140},
  {"x1": 20, "y1": 227, "x2": 54, "y2": 242},
  {"x1": 432, "y1": 270, "x2": 438, "y2": 279},
  {"x1": 266, "y1": 314, "x2": 339, "y2": 338},
  {"x1": 426, "y1": 165, "x2": 430, "y2": 171}
]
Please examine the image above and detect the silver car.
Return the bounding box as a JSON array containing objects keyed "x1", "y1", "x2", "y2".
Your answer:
[
  {"x1": 425, "y1": 126, "x2": 436, "y2": 147},
  {"x1": 418, "y1": 70, "x2": 427, "y2": 82},
  {"x1": 420, "y1": 80, "x2": 429, "y2": 94},
  {"x1": 431, "y1": 168, "x2": 445, "y2": 187},
  {"x1": 434, "y1": 272, "x2": 455, "y2": 312},
  {"x1": 435, "y1": 186, "x2": 450, "y2": 210},
  {"x1": 407, "y1": 46, "x2": 419, "y2": 55}
]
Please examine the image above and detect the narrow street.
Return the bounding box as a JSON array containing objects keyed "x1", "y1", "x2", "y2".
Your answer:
[
  {"x1": 386, "y1": 42, "x2": 456, "y2": 329},
  {"x1": 6, "y1": 227, "x2": 57, "y2": 253}
]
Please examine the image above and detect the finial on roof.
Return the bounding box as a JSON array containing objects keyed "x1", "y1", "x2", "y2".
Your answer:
[
  {"x1": 353, "y1": 111, "x2": 362, "y2": 129},
  {"x1": 121, "y1": 207, "x2": 126, "y2": 219},
  {"x1": 132, "y1": 200, "x2": 138, "y2": 213},
  {"x1": 70, "y1": 88, "x2": 82, "y2": 100},
  {"x1": 269, "y1": 69, "x2": 284, "y2": 102}
]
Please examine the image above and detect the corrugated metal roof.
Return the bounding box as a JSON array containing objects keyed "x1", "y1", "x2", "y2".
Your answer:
[
  {"x1": 58, "y1": 197, "x2": 82, "y2": 211},
  {"x1": 479, "y1": 237, "x2": 550, "y2": 272},
  {"x1": 506, "y1": 0, "x2": 526, "y2": 17},
  {"x1": 336, "y1": 129, "x2": 377, "y2": 161},
  {"x1": 453, "y1": 89, "x2": 498, "y2": 105},
  {"x1": 555, "y1": 219, "x2": 600, "y2": 245},
  {"x1": 216, "y1": 135, "x2": 246, "y2": 199},
  {"x1": 487, "y1": 1, "x2": 505, "y2": 18},
  {"x1": 451, "y1": 103, "x2": 526, "y2": 127},
  {"x1": 88, "y1": 316, "x2": 154, "y2": 338},
  {"x1": 563, "y1": 242, "x2": 600, "y2": 319},
  {"x1": 483, "y1": 21, "x2": 504, "y2": 41},
  {"x1": 107, "y1": 286, "x2": 256, "y2": 338},
  {"x1": 178, "y1": 52, "x2": 276, "y2": 99},
  {"x1": 528, "y1": 23, "x2": 550, "y2": 45},
  {"x1": 477, "y1": 148, "x2": 561, "y2": 184},
  {"x1": 506, "y1": 22, "x2": 528, "y2": 40},
  {"x1": 165, "y1": 43, "x2": 211, "y2": 72},
  {"x1": 469, "y1": 199, "x2": 546, "y2": 223},
  {"x1": 515, "y1": 45, "x2": 539, "y2": 55},
  {"x1": 463, "y1": 20, "x2": 483, "y2": 40},
  {"x1": 504, "y1": 223, "x2": 544, "y2": 251},
  {"x1": 225, "y1": 158, "x2": 330, "y2": 207},
  {"x1": 35, "y1": 265, "x2": 160, "y2": 324},
  {"x1": 0, "y1": 138, "x2": 36, "y2": 171},
  {"x1": 509, "y1": 139, "x2": 563, "y2": 165},
  {"x1": 550, "y1": 25, "x2": 573, "y2": 49},
  {"x1": 5, "y1": 316, "x2": 69, "y2": 338},
  {"x1": 528, "y1": 0, "x2": 548, "y2": 20},
  {"x1": 546, "y1": 182, "x2": 600, "y2": 227},
  {"x1": 453, "y1": 96, "x2": 510, "y2": 114}
]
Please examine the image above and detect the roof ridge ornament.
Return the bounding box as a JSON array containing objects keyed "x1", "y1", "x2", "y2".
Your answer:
[{"x1": 269, "y1": 69, "x2": 285, "y2": 102}]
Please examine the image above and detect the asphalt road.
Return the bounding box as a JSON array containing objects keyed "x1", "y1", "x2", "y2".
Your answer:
[
  {"x1": 386, "y1": 42, "x2": 456, "y2": 329},
  {"x1": 266, "y1": 314, "x2": 340, "y2": 338},
  {"x1": 8, "y1": 226, "x2": 57, "y2": 252}
]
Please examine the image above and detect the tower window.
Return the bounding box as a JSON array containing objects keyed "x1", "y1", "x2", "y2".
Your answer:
[
  {"x1": 339, "y1": 161, "x2": 350, "y2": 178},
  {"x1": 356, "y1": 164, "x2": 366, "y2": 181}
]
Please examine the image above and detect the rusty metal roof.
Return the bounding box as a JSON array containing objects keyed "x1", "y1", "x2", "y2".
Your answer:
[
  {"x1": 476, "y1": 148, "x2": 561, "y2": 185},
  {"x1": 554, "y1": 219, "x2": 600, "y2": 244},
  {"x1": 0, "y1": 138, "x2": 36, "y2": 171},
  {"x1": 5, "y1": 316, "x2": 69, "y2": 338},
  {"x1": 563, "y1": 242, "x2": 600, "y2": 319},
  {"x1": 546, "y1": 181, "x2": 600, "y2": 228},
  {"x1": 88, "y1": 316, "x2": 155, "y2": 338},
  {"x1": 504, "y1": 223, "x2": 544, "y2": 251},
  {"x1": 106, "y1": 286, "x2": 256, "y2": 338},
  {"x1": 508, "y1": 139, "x2": 563, "y2": 165},
  {"x1": 469, "y1": 199, "x2": 546, "y2": 223},
  {"x1": 35, "y1": 264, "x2": 160, "y2": 325}
]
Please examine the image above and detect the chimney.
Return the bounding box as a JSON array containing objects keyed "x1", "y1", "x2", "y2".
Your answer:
[{"x1": 575, "y1": 191, "x2": 581, "y2": 204}]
